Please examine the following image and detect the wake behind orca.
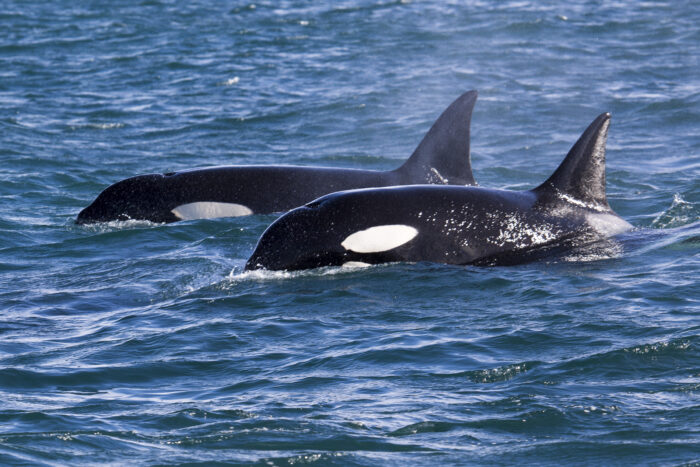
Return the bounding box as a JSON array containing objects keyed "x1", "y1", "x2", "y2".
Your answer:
[
  {"x1": 77, "y1": 91, "x2": 478, "y2": 224},
  {"x1": 246, "y1": 113, "x2": 632, "y2": 271}
]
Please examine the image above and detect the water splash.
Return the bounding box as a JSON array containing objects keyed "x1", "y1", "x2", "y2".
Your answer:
[{"x1": 652, "y1": 194, "x2": 699, "y2": 229}]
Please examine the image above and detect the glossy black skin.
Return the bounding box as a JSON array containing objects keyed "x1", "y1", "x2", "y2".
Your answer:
[
  {"x1": 245, "y1": 184, "x2": 601, "y2": 271},
  {"x1": 245, "y1": 113, "x2": 630, "y2": 271},
  {"x1": 77, "y1": 166, "x2": 405, "y2": 224},
  {"x1": 77, "y1": 91, "x2": 479, "y2": 224}
]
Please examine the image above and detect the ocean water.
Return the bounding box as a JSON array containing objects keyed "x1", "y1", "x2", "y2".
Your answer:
[{"x1": 1, "y1": 0, "x2": 699, "y2": 464}]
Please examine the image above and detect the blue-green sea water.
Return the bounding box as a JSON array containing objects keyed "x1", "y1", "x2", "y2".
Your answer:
[{"x1": 1, "y1": 1, "x2": 699, "y2": 465}]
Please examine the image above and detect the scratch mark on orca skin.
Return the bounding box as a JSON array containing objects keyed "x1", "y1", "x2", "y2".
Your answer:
[{"x1": 429, "y1": 168, "x2": 449, "y2": 184}]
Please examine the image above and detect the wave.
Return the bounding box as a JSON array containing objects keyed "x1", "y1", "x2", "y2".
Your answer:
[{"x1": 652, "y1": 193, "x2": 700, "y2": 229}]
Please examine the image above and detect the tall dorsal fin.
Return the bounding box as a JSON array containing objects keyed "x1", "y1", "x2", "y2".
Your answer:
[
  {"x1": 395, "y1": 91, "x2": 477, "y2": 185},
  {"x1": 535, "y1": 112, "x2": 612, "y2": 210}
]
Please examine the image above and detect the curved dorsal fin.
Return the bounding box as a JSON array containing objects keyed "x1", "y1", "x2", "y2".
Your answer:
[
  {"x1": 535, "y1": 112, "x2": 611, "y2": 210},
  {"x1": 396, "y1": 91, "x2": 477, "y2": 185}
]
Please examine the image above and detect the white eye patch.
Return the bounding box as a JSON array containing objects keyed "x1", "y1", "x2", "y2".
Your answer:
[
  {"x1": 171, "y1": 202, "x2": 253, "y2": 220},
  {"x1": 341, "y1": 225, "x2": 418, "y2": 253}
]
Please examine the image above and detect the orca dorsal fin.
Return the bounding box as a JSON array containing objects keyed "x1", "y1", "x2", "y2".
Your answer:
[
  {"x1": 535, "y1": 112, "x2": 612, "y2": 210},
  {"x1": 396, "y1": 90, "x2": 477, "y2": 185}
]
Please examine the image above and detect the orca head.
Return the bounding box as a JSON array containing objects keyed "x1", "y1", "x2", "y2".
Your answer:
[
  {"x1": 245, "y1": 194, "x2": 422, "y2": 271},
  {"x1": 245, "y1": 202, "x2": 349, "y2": 271},
  {"x1": 76, "y1": 174, "x2": 177, "y2": 224}
]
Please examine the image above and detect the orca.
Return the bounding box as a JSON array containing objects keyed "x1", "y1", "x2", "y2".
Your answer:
[
  {"x1": 245, "y1": 113, "x2": 633, "y2": 271},
  {"x1": 76, "y1": 91, "x2": 479, "y2": 224}
]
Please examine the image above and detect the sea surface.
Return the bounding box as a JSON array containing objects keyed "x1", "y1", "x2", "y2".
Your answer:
[{"x1": 1, "y1": 0, "x2": 699, "y2": 465}]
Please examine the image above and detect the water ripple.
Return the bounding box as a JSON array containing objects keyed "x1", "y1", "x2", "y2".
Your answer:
[{"x1": 0, "y1": 0, "x2": 698, "y2": 464}]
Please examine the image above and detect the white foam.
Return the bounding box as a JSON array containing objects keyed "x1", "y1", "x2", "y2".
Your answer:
[
  {"x1": 341, "y1": 225, "x2": 418, "y2": 253},
  {"x1": 77, "y1": 218, "x2": 161, "y2": 232},
  {"x1": 561, "y1": 237, "x2": 624, "y2": 262},
  {"x1": 342, "y1": 261, "x2": 372, "y2": 268},
  {"x1": 88, "y1": 122, "x2": 124, "y2": 130},
  {"x1": 226, "y1": 262, "x2": 381, "y2": 284},
  {"x1": 171, "y1": 202, "x2": 253, "y2": 220}
]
